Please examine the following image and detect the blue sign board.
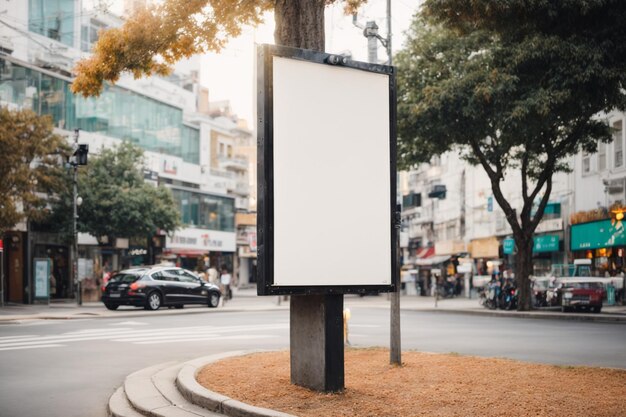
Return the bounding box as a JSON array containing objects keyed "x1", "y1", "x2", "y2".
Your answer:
[{"x1": 503, "y1": 238, "x2": 515, "y2": 255}]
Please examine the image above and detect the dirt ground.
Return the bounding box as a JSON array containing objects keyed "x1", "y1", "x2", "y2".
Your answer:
[{"x1": 197, "y1": 348, "x2": 626, "y2": 417}]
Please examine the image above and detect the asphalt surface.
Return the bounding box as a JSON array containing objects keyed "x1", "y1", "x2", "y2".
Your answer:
[{"x1": 0, "y1": 305, "x2": 625, "y2": 417}]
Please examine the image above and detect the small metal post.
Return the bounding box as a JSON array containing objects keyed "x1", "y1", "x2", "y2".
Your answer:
[
  {"x1": 72, "y1": 129, "x2": 81, "y2": 306},
  {"x1": 0, "y1": 248, "x2": 4, "y2": 307}
]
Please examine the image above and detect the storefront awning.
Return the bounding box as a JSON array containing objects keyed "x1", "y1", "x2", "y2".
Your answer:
[
  {"x1": 416, "y1": 247, "x2": 435, "y2": 258},
  {"x1": 414, "y1": 255, "x2": 451, "y2": 266}
]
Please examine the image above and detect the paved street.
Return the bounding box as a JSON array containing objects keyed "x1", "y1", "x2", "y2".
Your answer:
[{"x1": 0, "y1": 304, "x2": 624, "y2": 417}]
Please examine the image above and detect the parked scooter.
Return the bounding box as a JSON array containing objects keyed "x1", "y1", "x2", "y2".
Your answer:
[
  {"x1": 482, "y1": 280, "x2": 501, "y2": 310},
  {"x1": 499, "y1": 282, "x2": 518, "y2": 310}
]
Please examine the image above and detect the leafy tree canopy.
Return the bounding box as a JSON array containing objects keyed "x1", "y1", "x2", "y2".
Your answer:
[
  {"x1": 0, "y1": 108, "x2": 69, "y2": 234},
  {"x1": 397, "y1": 1, "x2": 626, "y2": 235},
  {"x1": 49, "y1": 142, "x2": 180, "y2": 241},
  {"x1": 72, "y1": 0, "x2": 367, "y2": 97},
  {"x1": 396, "y1": 0, "x2": 626, "y2": 309}
]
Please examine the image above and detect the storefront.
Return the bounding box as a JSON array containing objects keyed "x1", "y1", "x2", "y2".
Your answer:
[
  {"x1": 165, "y1": 228, "x2": 236, "y2": 272},
  {"x1": 502, "y1": 218, "x2": 565, "y2": 276},
  {"x1": 470, "y1": 236, "x2": 501, "y2": 275},
  {"x1": 570, "y1": 219, "x2": 626, "y2": 276},
  {"x1": 235, "y1": 213, "x2": 257, "y2": 286}
]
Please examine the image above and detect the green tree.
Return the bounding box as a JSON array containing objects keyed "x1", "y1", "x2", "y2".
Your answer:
[
  {"x1": 50, "y1": 142, "x2": 180, "y2": 242},
  {"x1": 397, "y1": 1, "x2": 626, "y2": 310},
  {"x1": 0, "y1": 108, "x2": 69, "y2": 234}
]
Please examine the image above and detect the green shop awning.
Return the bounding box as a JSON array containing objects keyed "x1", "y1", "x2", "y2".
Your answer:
[{"x1": 570, "y1": 219, "x2": 626, "y2": 251}]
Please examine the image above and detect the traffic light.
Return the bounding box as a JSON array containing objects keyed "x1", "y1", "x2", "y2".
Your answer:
[{"x1": 72, "y1": 144, "x2": 89, "y2": 166}]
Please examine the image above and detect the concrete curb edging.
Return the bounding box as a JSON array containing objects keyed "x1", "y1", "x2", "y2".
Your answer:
[
  {"x1": 176, "y1": 351, "x2": 296, "y2": 417},
  {"x1": 417, "y1": 308, "x2": 626, "y2": 323}
]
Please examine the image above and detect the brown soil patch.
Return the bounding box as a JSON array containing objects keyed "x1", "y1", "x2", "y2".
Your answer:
[{"x1": 197, "y1": 349, "x2": 626, "y2": 417}]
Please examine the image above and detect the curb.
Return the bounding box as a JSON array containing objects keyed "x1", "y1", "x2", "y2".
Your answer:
[
  {"x1": 176, "y1": 351, "x2": 296, "y2": 417},
  {"x1": 415, "y1": 308, "x2": 626, "y2": 323}
]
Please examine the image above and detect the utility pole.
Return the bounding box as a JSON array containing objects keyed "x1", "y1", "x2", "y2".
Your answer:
[
  {"x1": 355, "y1": 1, "x2": 400, "y2": 366},
  {"x1": 72, "y1": 129, "x2": 80, "y2": 306},
  {"x1": 70, "y1": 129, "x2": 88, "y2": 306}
]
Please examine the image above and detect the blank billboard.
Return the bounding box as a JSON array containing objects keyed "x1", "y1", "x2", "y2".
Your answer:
[{"x1": 257, "y1": 45, "x2": 396, "y2": 295}]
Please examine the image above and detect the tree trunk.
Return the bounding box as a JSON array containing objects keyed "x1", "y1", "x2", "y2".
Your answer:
[
  {"x1": 274, "y1": 0, "x2": 325, "y2": 50},
  {"x1": 274, "y1": 0, "x2": 344, "y2": 393},
  {"x1": 515, "y1": 238, "x2": 533, "y2": 311}
]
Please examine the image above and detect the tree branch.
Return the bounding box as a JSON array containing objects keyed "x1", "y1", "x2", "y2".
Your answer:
[
  {"x1": 530, "y1": 175, "x2": 553, "y2": 231},
  {"x1": 468, "y1": 137, "x2": 523, "y2": 236},
  {"x1": 521, "y1": 150, "x2": 529, "y2": 201}
]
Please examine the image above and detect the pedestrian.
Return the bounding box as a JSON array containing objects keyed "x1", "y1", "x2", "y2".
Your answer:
[
  {"x1": 220, "y1": 266, "x2": 232, "y2": 301},
  {"x1": 197, "y1": 269, "x2": 208, "y2": 282},
  {"x1": 208, "y1": 265, "x2": 219, "y2": 285}
]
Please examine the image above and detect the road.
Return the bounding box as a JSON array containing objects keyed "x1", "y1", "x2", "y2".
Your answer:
[{"x1": 0, "y1": 306, "x2": 624, "y2": 417}]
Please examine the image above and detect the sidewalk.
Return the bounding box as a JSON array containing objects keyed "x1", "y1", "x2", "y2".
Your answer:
[{"x1": 1, "y1": 287, "x2": 625, "y2": 323}]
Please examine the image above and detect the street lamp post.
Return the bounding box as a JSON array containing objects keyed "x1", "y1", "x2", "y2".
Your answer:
[{"x1": 70, "y1": 129, "x2": 88, "y2": 306}]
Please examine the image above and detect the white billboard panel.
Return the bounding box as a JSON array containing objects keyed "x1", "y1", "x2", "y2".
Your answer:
[{"x1": 257, "y1": 45, "x2": 396, "y2": 295}]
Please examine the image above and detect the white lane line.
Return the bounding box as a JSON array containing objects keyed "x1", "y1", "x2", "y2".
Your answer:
[
  {"x1": 113, "y1": 333, "x2": 221, "y2": 342},
  {"x1": 109, "y1": 321, "x2": 149, "y2": 326},
  {"x1": 135, "y1": 334, "x2": 277, "y2": 345},
  {"x1": 0, "y1": 324, "x2": 289, "y2": 348},
  {"x1": 0, "y1": 335, "x2": 38, "y2": 341},
  {"x1": 350, "y1": 324, "x2": 381, "y2": 328},
  {"x1": 0, "y1": 344, "x2": 63, "y2": 351}
]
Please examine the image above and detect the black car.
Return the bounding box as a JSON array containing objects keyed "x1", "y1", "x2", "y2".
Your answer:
[{"x1": 101, "y1": 267, "x2": 221, "y2": 310}]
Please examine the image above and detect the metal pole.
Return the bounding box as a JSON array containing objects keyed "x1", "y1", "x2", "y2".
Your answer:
[
  {"x1": 73, "y1": 129, "x2": 81, "y2": 306},
  {"x1": 386, "y1": 0, "x2": 392, "y2": 65},
  {"x1": 0, "y1": 248, "x2": 4, "y2": 307}
]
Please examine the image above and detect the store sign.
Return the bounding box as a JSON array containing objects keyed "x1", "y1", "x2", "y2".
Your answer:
[
  {"x1": 533, "y1": 235, "x2": 559, "y2": 253},
  {"x1": 570, "y1": 219, "x2": 626, "y2": 251},
  {"x1": 470, "y1": 237, "x2": 500, "y2": 258},
  {"x1": 535, "y1": 218, "x2": 563, "y2": 233},
  {"x1": 435, "y1": 240, "x2": 466, "y2": 256},
  {"x1": 167, "y1": 228, "x2": 236, "y2": 252},
  {"x1": 503, "y1": 238, "x2": 515, "y2": 255}
]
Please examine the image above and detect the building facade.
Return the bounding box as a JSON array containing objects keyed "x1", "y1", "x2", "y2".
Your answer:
[{"x1": 0, "y1": 0, "x2": 252, "y2": 303}]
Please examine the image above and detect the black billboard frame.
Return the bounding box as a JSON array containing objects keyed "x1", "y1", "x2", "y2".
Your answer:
[{"x1": 256, "y1": 44, "x2": 397, "y2": 296}]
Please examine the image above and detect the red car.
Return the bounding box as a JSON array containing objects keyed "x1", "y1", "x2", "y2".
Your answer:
[{"x1": 560, "y1": 281, "x2": 605, "y2": 313}]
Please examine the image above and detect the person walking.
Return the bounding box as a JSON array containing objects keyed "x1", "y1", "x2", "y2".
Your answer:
[
  {"x1": 207, "y1": 266, "x2": 219, "y2": 285},
  {"x1": 220, "y1": 266, "x2": 232, "y2": 304}
]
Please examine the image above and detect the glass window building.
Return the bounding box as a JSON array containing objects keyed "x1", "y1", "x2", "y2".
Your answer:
[
  {"x1": 0, "y1": 58, "x2": 199, "y2": 164},
  {"x1": 28, "y1": 0, "x2": 75, "y2": 47},
  {"x1": 170, "y1": 189, "x2": 235, "y2": 232}
]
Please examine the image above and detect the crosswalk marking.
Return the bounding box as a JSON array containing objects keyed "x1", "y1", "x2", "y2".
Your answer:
[
  {"x1": 0, "y1": 323, "x2": 288, "y2": 352},
  {"x1": 135, "y1": 335, "x2": 277, "y2": 345},
  {"x1": 0, "y1": 344, "x2": 63, "y2": 352}
]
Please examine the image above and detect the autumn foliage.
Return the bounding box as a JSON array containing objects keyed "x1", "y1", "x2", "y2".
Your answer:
[{"x1": 72, "y1": 0, "x2": 368, "y2": 97}]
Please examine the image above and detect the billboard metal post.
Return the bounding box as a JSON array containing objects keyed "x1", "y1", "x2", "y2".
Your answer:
[{"x1": 257, "y1": 45, "x2": 397, "y2": 391}]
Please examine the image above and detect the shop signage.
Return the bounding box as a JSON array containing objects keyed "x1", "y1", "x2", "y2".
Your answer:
[
  {"x1": 503, "y1": 238, "x2": 515, "y2": 255},
  {"x1": 535, "y1": 218, "x2": 563, "y2": 233},
  {"x1": 533, "y1": 235, "x2": 559, "y2": 253},
  {"x1": 435, "y1": 240, "x2": 466, "y2": 256},
  {"x1": 570, "y1": 219, "x2": 626, "y2": 251},
  {"x1": 470, "y1": 237, "x2": 500, "y2": 258},
  {"x1": 167, "y1": 228, "x2": 236, "y2": 252}
]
